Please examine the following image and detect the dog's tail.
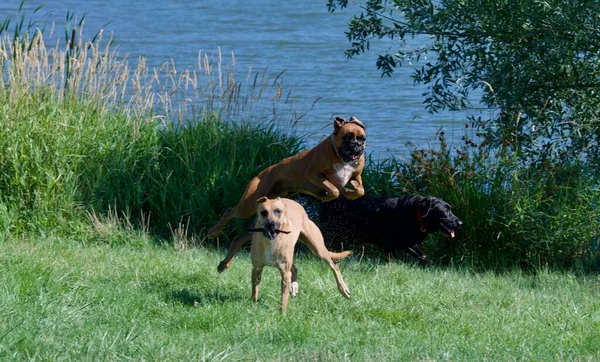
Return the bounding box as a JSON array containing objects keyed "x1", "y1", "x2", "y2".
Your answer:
[{"x1": 330, "y1": 250, "x2": 352, "y2": 261}]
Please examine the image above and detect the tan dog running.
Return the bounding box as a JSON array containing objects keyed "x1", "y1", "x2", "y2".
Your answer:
[
  {"x1": 209, "y1": 116, "x2": 366, "y2": 273},
  {"x1": 249, "y1": 197, "x2": 352, "y2": 312}
]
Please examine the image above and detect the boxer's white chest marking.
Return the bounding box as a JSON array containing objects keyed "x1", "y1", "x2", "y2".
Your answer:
[{"x1": 332, "y1": 162, "x2": 355, "y2": 186}]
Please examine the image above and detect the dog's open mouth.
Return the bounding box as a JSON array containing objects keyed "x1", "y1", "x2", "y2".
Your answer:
[
  {"x1": 440, "y1": 224, "x2": 457, "y2": 238},
  {"x1": 248, "y1": 227, "x2": 291, "y2": 240},
  {"x1": 341, "y1": 147, "x2": 364, "y2": 163}
]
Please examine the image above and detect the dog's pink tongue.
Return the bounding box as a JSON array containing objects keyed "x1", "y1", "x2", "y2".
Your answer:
[
  {"x1": 450, "y1": 231, "x2": 455, "y2": 238},
  {"x1": 351, "y1": 154, "x2": 358, "y2": 160}
]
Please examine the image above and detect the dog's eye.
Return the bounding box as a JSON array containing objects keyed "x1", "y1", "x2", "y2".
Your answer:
[
  {"x1": 273, "y1": 209, "x2": 281, "y2": 216},
  {"x1": 260, "y1": 210, "x2": 268, "y2": 217},
  {"x1": 357, "y1": 136, "x2": 365, "y2": 142}
]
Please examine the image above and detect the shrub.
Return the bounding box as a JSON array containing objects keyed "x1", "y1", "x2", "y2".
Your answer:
[{"x1": 361, "y1": 129, "x2": 600, "y2": 271}]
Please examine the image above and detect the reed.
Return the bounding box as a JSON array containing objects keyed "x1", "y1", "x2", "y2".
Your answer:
[{"x1": 0, "y1": 14, "x2": 303, "y2": 242}]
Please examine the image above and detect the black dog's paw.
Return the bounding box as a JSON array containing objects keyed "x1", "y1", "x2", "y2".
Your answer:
[
  {"x1": 418, "y1": 257, "x2": 433, "y2": 266},
  {"x1": 217, "y1": 261, "x2": 229, "y2": 274}
]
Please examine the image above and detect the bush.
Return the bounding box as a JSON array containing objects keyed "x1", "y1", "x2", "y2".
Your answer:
[
  {"x1": 361, "y1": 129, "x2": 600, "y2": 271},
  {"x1": 326, "y1": 0, "x2": 600, "y2": 271}
]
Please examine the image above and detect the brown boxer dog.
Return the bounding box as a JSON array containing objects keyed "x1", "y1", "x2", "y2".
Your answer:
[
  {"x1": 208, "y1": 116, "x2": 366, "y2": 273},
  {"x1": 249, "y1": 197, "x2": 352, "y2": 312}
]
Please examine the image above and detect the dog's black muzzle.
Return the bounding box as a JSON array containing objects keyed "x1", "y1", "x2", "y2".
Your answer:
[
  {"x1": 440, "y1": 217, "x2": 463, "y2": 238},
  {"x1": 340, "y1": 141, "x2": 365, "y2": 163},
  {"x1": 263, "y1": 222, "x2": 279, "y2": 240}
]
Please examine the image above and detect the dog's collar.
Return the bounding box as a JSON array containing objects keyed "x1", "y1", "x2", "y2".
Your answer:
[
  {"x1": 248, "y1": 227, "x2": 291, "y2": 234},
  {"x1": 329, "y1": 134, "x2": 343, "y2": 160},
  {"x1": 329, "y1": 134, "x2": 360, "y2": 166}
]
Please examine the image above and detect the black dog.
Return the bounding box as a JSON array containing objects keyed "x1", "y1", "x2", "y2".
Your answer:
[{"x1": 319, "y1": 195, "x2": 462, "y2": 264}]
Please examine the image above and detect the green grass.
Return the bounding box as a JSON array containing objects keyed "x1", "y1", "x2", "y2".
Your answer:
[{"x1": 1, "y1": 237, "x2": 599, "y2": 361}]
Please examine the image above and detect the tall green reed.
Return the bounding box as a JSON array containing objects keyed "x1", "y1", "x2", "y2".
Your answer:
[{"x1": 0, "y1": 10, "x2": 303, "y2": 243}]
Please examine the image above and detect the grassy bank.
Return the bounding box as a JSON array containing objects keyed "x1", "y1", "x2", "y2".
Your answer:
[{"x1": 1, "y1": 237, "x2": 599, "y2": 361}]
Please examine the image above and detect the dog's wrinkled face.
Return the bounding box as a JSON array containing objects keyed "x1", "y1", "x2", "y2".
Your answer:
[
  {"x1": 255, "y1": 197, "x2": 288, "y2": 240},
  {"x1": 419, "y1": 197, "x2": 462, "y2": 238},
  {"x1": 333, "y1": 116, "x2": 366, "y2": 163}
]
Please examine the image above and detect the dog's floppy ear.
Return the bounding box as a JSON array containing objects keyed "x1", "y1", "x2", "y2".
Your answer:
[
  {"x1": 348, "y1": 116, "x2": 366, "y2": 130},
  {"x1": 256, "y1": 196, "x2": 268, "y2": 204},
  {"x1": 417, "y1": 196, "x2": 432, "y2": 213},
  {"x1": 333, "y1": 116, "x2": 346, "y2": 134}
]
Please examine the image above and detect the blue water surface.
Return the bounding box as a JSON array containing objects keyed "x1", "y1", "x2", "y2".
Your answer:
[{"x1": 1, "y1": 0, "x2": 484, "y2": 156}]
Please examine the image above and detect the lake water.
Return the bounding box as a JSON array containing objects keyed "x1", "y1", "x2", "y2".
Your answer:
[{"x1": 1, "y1": 0, "x2": 482, "y2": 157}]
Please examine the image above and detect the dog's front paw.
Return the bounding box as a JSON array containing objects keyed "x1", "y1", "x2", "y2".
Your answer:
[
  {"x1": 338, "y1": 284, "x2": 351, "y2": 299},
  {"x1": 343, "y1": 186, "x2": 364, "y2": 200},
  {"x1": 320, "y1": 188, "x2": 340, "y2": 202},
  {"x1": 290, "y1": 281, "x2": 299, "y2": 297},
  {"x1": 217, "y1": 260, "x2": 230, "y2": 273}
]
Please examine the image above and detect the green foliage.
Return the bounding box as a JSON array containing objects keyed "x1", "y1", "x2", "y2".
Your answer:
[
  {"x1": 81, "y1": 116, "x2": 303, "y2": 239},
  {"x1": 2, "y1": 4, "x2": 597, "y2": 273},
  {"x1": 362, "y1": 130, "x2": 600, "y2": 271},
  {"x1": 0, "y1": 90, "x2": 87, "y2": 235},
  {"x1": 0, "y1": 87, "x2": 302, "y2": 240},
  {"x1": 328, "y1": 0, "x2": 600, "y2": 164}
]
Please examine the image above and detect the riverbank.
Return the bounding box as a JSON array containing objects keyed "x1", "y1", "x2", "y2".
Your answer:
[{"x1": 1, "y1": 11, "x2": 598, "y2": 271}]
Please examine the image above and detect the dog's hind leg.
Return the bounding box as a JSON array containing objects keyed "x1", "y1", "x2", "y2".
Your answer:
[
  {"x1": 251, "y1": 265, "x2": 264, "y2": 302},
  {"x1": 290, "y1": 264, "x2": 298, "y2": 297},
  {"x1": 217, "y1": 232, "x2": 252, "y2": 273},
  {"x1": 207, "y1": 207, "x2": 236, "y2": 238},
  {"x1": 326, "y1": 261, "x2": 351, "y2": 299},
  {"x1": 208, "y1": 178, "x2": 264, "y2": 238},
  {"x1": 300, "y1": 220, "x2": 351, "y2": 299}
]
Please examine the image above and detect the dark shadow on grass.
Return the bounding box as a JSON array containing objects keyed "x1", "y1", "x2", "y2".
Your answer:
[
  {"x1": 168, "y1": 288, "x2": 246, "y2": 307},
  {"x1": 143, "y1": 278, "x2": 247, "y2": 307}
]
